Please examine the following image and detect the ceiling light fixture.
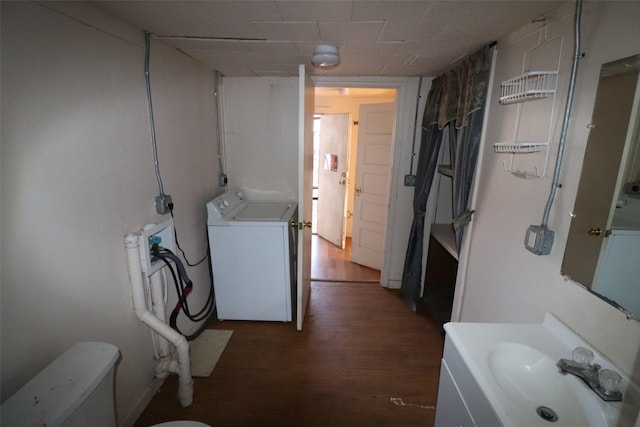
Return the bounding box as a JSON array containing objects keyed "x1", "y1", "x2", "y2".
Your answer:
[{"x1": 311, "y1": 44, "x2": 340, "y2": 70}]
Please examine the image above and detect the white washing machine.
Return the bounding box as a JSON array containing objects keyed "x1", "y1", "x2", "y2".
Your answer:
[{"x1": 206, "y1": 189, "x2": 297, "y2": 321}]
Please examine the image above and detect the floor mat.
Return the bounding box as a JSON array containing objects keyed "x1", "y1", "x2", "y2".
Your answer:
[{"x1": 189, "y1": 329, "x2": 233, "y2": 377}]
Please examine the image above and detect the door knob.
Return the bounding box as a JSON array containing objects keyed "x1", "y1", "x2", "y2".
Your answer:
[
  {"x1": 355, "y1": 186, "x2": 362, "y2": 196},
  {"x1": 339, "y1": 179, "x2": 346, "y2": 185},
  {"x1": 290, "y1": 220, "x2": 312, "y2": 230},
  {"x1": 587, "y1": 227, "x2": 602, "y2": 236}
]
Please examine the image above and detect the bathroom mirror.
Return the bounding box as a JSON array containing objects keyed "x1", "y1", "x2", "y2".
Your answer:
[{"x1": 562, "y1": 54, "x2": 640, "y2": 320}]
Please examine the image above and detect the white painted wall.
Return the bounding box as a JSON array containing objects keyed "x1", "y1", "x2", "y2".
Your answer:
[
  {"x1": 457, "y1": 1, "x2": 640, "y2": 381},
  {"x1": 0, "y1": 2, "x2": 219, "y2": 425},
  {"x1": 222, "y1": 77, "x2": 299, "y2": 200}
]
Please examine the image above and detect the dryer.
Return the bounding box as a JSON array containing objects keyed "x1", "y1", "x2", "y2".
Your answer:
[{"x1": 206, "y1": 189, "x2": 297, "y2": 321}]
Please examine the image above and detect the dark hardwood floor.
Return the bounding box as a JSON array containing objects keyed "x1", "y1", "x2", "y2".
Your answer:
[
  {"x1": 311, "y1": 235, "x2": 381, "y2": 282},
  {"x1": 133, "y1": 235, "x2": 444, "y2": 427}
]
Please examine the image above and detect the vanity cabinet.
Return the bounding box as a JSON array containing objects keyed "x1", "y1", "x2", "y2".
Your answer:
[
  {"x1": 435, "y1": 336, "x2": 502, "y2": 427},
  {"x1": 436, "y1": 359, "x2": 475, "y2": 426}
]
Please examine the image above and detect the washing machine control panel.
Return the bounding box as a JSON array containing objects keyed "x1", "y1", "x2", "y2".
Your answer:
[{"x1": 207, "y1": 189, "x2": 246, "y2": 223}]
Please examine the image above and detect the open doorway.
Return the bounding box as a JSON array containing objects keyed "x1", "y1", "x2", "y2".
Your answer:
[{"x1": 311, "y1": 87, "x2": 397, "y2": 282}]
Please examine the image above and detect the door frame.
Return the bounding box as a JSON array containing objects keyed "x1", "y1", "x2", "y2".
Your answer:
[{"x1": 312, "y1": 76, "x2": 425, "y2": 288}]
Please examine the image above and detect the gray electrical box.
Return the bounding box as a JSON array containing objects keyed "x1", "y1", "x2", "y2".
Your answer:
[
  {"x1": 524, "y1": 225, "x2": 554, "y2": 255},
  {"x1": 404, "y1": 174, "x2": 416, "y2": 186},
  {"x1": 155, "y1": 194, "x2": 172, "y2": 215}
]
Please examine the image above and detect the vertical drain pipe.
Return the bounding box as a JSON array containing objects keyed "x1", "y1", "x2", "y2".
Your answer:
[
  {"x1": 149, "y1": 271, "x2": 171, "y2": 359},
  {"x1": 125, "y1": 234, "x2": 193, "y2": 408}
]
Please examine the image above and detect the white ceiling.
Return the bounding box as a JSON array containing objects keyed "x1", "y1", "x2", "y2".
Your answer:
[{"x1": 95, "y1": 0, "x2": 567, "y2": 77}]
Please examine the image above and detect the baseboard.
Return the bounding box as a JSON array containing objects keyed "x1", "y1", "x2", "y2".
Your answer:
[
  {"x1": 386, "y1": 279, "x2": 402, "y2": 289},
  {"x1": 119, "y1": 377, "x2": 164, "y2": 427}
]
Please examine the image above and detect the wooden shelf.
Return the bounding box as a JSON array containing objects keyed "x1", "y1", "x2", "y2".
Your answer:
[{"x1": 430, "y1": 223, "x2": 458, "y2": 260}]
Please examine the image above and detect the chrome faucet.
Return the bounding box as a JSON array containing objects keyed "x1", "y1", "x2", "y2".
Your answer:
[{"x1": 557, "y1": 347, "x2": 623, "y2": 402}]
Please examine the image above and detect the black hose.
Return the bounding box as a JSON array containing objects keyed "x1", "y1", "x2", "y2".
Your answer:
[
  {"x1": 168, "y1": 203, "x2": 209, "y2": 267},
  {"x1": 151, "y1": 245, "x2": 216, "y2": 340},
  {"x1": 156, "y1": 249, "x2": 212, "y2": 321}
]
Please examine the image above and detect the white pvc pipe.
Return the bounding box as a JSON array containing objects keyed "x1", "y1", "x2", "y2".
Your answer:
[
  {"x1": 149, "y1": 271, "x2": 171, "y2": 359},
  {"x1": 125, "y1": 233, "x2": 193, "y2": 408}
]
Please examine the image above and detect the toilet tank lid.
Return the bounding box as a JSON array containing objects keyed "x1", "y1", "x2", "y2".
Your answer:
[{"x1": 1, "y1": 342, "x2": 119, "y2": 427}]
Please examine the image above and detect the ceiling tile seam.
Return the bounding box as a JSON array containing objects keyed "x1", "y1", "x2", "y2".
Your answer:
[
  {"x1": 420, "y1": 1, "x2": 438, "y2": 21},
  {"x1": 377, "y1": 21, "x2": 392, "y2": 43},
  {"x1": 274, "y1": 1, "x2": 286, "y2": 21}
]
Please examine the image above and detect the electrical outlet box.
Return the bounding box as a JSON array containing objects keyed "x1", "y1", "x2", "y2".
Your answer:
[
  {"x1": 524, "y1": 225, "x2": 554, "y2": 255},
  {"x1": 139, "y1": 219, "x2": 175, "y2": 276},
  {"x1": 404, "y1": 174, "x2": 416, "y2": 186},
  {"x1": 155, "y1": 194, "x2": 173, "y2": 215},
  {"x1": 218, "y1": 174, "x2": 228, "y2": 187}
]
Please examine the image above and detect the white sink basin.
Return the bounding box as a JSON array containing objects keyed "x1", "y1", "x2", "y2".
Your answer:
[
  {"x1": 443, "y1": 314, "x2": 640, "y2": 427},
  {"x1": 488, "y1": 343, "x2": 607, "y2": 426}
]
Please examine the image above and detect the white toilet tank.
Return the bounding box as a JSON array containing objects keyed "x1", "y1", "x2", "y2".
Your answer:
[{"x1": 1, "y1": 341, "x2": 120, "y2": 427}]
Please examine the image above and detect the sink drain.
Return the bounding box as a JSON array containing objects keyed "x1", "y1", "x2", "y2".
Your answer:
[{"x1": 536, "y1": 406, "x2": 559, "y2": 422}]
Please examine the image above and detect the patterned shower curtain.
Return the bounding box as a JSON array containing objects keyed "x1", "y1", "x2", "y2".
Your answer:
[{"x1": 400, "y1": 44, "x2": 493, "y2": 311}]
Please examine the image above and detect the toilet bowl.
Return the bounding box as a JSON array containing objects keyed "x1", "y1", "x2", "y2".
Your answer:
[{"x1": 0, "y1": 341, "x2": 210, "y2": 427}]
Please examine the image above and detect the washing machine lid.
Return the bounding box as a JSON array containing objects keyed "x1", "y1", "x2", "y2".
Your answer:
[{"x1": 230, "y1": 203, "x2": 294, "y2": 221}]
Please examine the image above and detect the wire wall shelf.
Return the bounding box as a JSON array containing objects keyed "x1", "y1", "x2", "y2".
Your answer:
[
  {"x1": 494, "y1": 142, "x2": 550, "y2": 177},
  {"x1": 499, "y1": 71, "x2": 558, "y2": 105},
  {"x1": 493, "y1": 142, "x2": 548, "y2": 153}
]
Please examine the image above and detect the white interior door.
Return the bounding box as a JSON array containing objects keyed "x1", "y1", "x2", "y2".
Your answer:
[
  {"x1": 351, "y1": 102, "x2": 396, "y2": 270},
  {"x1": 317, "y1": 113, "x2": 350, "y2": 248},
  {"x1": 297, "y1": 64, "x2": 314, "y2": 331}
]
